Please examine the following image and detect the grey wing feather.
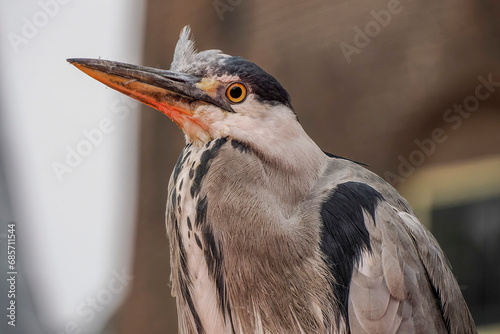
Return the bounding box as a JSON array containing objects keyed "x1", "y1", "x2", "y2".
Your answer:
[
  {"x1": 348, "y1": 200, "x2": 477, "y2": 334},
  {"x1": 398, "y1": 210, "x2": 477, "y2": 334}
]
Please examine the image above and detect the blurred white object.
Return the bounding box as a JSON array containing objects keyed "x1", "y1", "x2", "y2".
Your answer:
[{"x1": 0, "y1": 0, "x2": 145, "y2": 332}]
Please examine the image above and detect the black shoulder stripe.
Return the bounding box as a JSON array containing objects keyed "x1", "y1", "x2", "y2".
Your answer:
[
  {"x1": 320, "y1": 181, "x2": 383, "y2": 330},
  {"x1": 323, "y1": 150, "x2": 369, "y2": 167}
]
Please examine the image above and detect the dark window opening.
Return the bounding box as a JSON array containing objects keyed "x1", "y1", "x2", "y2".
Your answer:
[{"x1": 432, "y1": 195, "x2": 500, "y2": 326}]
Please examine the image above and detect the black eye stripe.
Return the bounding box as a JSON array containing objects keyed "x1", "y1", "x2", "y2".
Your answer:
[{"x1": 216, "y1": 56, "x2": 292, "y2": 109}]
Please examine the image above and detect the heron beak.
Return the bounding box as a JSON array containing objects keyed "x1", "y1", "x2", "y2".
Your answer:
[{"x1": 67, "y1": 58, "x2": 218, "y2": 136}]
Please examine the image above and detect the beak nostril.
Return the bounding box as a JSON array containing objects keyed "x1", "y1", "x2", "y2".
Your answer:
[{"x1": 162, "y1": 74, "x2": 188, "y2": 83}]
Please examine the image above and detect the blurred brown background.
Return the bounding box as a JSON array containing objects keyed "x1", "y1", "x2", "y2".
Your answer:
[{"x1": 108, "y1": 0, "x2": 500, "y2": 333}]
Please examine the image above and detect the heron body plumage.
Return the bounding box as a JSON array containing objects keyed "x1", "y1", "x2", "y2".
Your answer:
[
  {"x1": 68, "y1": 26, "x2": 477, "y2": 334},
  {"x1": 168, "y1": 134, "x2": 340, "y2": 333}
]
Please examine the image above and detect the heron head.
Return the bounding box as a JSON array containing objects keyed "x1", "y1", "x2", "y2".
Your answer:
[{"x1": 68, "y1": 26, "x2": 299, "y2": 151}]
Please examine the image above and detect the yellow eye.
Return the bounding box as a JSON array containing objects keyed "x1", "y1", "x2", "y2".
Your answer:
[{"x1": 226, "y1": 82, "x2": 247, "y2": 103}]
